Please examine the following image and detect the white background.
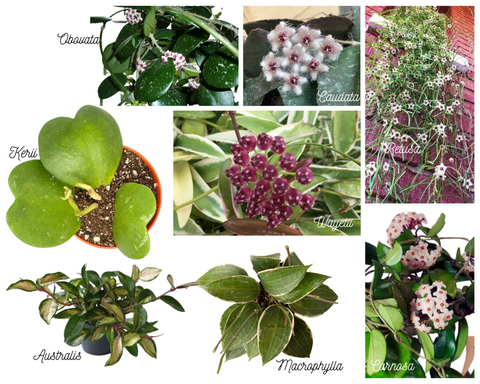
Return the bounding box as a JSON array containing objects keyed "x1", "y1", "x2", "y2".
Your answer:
[{"x1": 0, "y1": 1, "x2": 477, "y2": 383}]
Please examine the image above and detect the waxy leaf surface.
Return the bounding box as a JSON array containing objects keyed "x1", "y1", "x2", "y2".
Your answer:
[
  {"x1": 288, "y1": 284, "x2": 337, "y2": 317},
  {"x1": 200, "y1": 276, "x2": 260, "y2": 303},
  {"x1": 258, "y1": 305, "x2": 293, "y2": 365},
  {"x1": 282, "y1": 315, "x2": 313, "y2": 358},
  {"x1": 258, "y1": 265, "x2": 310, "y2": 296}
]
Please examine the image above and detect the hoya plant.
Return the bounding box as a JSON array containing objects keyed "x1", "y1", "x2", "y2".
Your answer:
[
  {"x1": 6, "y1": 105, "x2": 157, "y2": 259},
  {"x1": 365, "y1": 212, "x2": 475, "y2": 378},
  {"x1": 173, "y1": 110, "x2": 361, "y2": 236},
  {"x1": 244, "y1": 6, "x2": 360, "y2": 106},
  {"x1": 365, "y1": 6, "x2": 474, "y2": 203},
  {"x1": 92, "y1": 6, "x2": 238, "y2": 106},
  {"x1": 198, "y1": 246, "x2": 338, "y2": 372},
  {"x1": 7, "y1": 265, "x2": 196, "y2": 366}
]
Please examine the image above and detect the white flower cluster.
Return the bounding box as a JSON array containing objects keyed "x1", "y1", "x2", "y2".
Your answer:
[
  {"x1": 401, "y1": 240, "x2": 442, "y2": 270},
  {"x1": 126, "y1": 8, "x2": 143, "y2": 25},
  {"x1": 136, "y1": 58, "x2": 146, "y2": 74},
  {"x1": 188, "y1": 78, "x2": 200, "y2": 89},
  {"x1": 365, "y1": 161, "x2": 377, "y2": 177},
  {"x1": 161, "y1": 51, "x2": 187, "y2": 71},
  {"x1": 410, "y1": 281, "x2": 453, "y2": 333},
  {"x1": 461, "y1": 252, "x2": 474, "y2": 273},
  {"x1": 386, "y1": 212, "x2": 427, "y2": 246},
  {"x1": 434, "y1": 162, "x2": 447, "y2": 180},
  {"x1": 260, "y1": 22, "x2": 343, "y2": 96}
]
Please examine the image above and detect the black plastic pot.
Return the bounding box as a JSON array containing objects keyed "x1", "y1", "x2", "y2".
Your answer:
[{"x1": 82, "y1": 324, "x2": 111, "y2": 356}]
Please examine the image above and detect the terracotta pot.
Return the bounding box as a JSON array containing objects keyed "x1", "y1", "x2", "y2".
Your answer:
[{"x1": 74, "y1": 145, "x2": 162, "y2": 249}]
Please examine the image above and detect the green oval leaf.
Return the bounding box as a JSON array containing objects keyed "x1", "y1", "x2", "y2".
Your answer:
[
  {"x1": 198, "y1": 264, "x2": 248, "y2": 285},
  {"x1": 426, "y1": 213, "x2": 446, "y2": 238},
  {"x1": 250, "y1": 253, "x2": 281, "y2": 273},
  {"x1": 434, "y1": 329, "x2": 456, "y2": 367},
  {"x1": 134, "y1": 59, "x2": 176, "y2": 102},
  {"x1": 221, "y1": 302, "x2": 261, "y2": 352},
  {"x1": 38, "y1": 105, "x2": 123, "y2": 189},
  {"x1": 223, "y1": 218, "x2": 302, "y2": 236},
  {"x1": 332, "y1": 111, "x2": 358, "y2": 154},
  {"x1": 282, "y1": 315, "x2": 313, "y2": 358},
  {"x1": 258, "y1": 265, "x2": 310, "y2": 296},
  {"x1": 64, "y1": 314, "x2": 86, "y2": 341},
  {"x1": 288, "y1": 284, "x2": 337, "y2": 317},
  {"x1": 203, "y1": 45, "x2": 239, "y2": 88},
  {"x1": 195, "y1": 41, "x2": 223, "y2": 67},
  {"x1": 383, "y1": 241, "x2": 402, "y2": 266},
  {"x1": 98, "y1": 74, "x2": 128, "y2": 99},
  {"x1": 384, "y1": 332, "x2": 412, "y2": 378},
  {"x1": 159, "y1": 295, "x2": 185, "y2": 312},
  {"x1": 200, "y1": 275, "x2": 260, "y2": 303},
  {"x1": 172, "y1": 27, "x2": 209, "y2": 56},
  {"x1": 149, "y1": 86, "x2": 187, "y2": 106},
  {"x1": 378, "y1": 304, "x2": 404, "y2": 331},
  {"x1": 274, "y1": 272, "x2": 330, "y2": 304},
  {"x1": 112, "y1": 183, "x2": 156, "y2": 259},
  {"x1": 367, "y1": 330, "x2": 387, "y2": 376},
  {"x1": 197, "y1": 84, "x2": 234, "y2": 106},
  {"x1": 258, "y1": 305, "x2": 293, "y2": 365}
]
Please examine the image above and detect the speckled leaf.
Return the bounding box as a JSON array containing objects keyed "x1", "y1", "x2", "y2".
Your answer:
[
  {"x1": 283, "y1": 316, "x2": 313, "y2": 358},
  {"x1": 244, "y1": 28, "x2": 270, "y2": 78},
  {"x1": 6, "y1": 160, "x2": 81, "y2": 248},
  {"x1": 250, "y1": 253, "x2": 281, "y2": 273},
  {"x1": 198, "y1": 264, "x2": 248, "y2": 285},
  {"x1": 203, "y1": 45, "x2": 238, "y2": 88},
  {"x1": 224, "y1": 218, "x2": 302, "y2": 236},
  {"x1": 134, "y1": 59, "x2": 176, "y2": 102},
  {"x1": 200, "y1": 276, "x2": 260, "y2": 303},
  {"x1": 39, "y1": 298, "x2": 58, "y2": 325},
  {"x1": 113, "y1": 23, "x2": 142, "y2": 61},
  {"x1": 173, "y1": 27, "x2": 209, "y2": 56},
  {"x1": 218, "y1": 159, "x2": 243, "y2": 220},
  {"x1": 190, "y1": 165, "x2": 227, "y2": 223},
  {"x1": 317, "y1": 44, "x2": 360, "y2": 106},
  {"x1": 149, "y1": 86, "x2": 187, "y2": 106},
  {"x1": 98, "y1": 74, "x2": 128, "y2": 99},
  {"x1": 196, "y1": 41, "x2": 223, "y2": 67},
  {"x1": 197, "y1": 85, "x2": 234, "y2": 106},
  {"x1": 112, "y1": 183, "x2": 156, "y2": 259},
  {"x1": 258, "y1": 305, "x2": 293, "y2": 365},
  {"x1": 274, "y1": 272, "x2": 330, "y2": 304},
  {"x1": 332, "y1": 111, "x2": 358, "y2": 154},
  {"x1": 173, "y1": 160, "x2": 193, "y2": 229},
  {"x1": 38, "y1": 105, "x2": 123, "y2": 189},
  {"x1": 288, "y1": 284, "x2": 337, "y2": 317},
  {"x1": 258, "y1": 265, "x2": 310, "y2": 296}
]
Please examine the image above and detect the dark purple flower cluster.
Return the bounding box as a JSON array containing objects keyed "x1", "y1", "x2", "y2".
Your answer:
[{"x1": 225, "y1": 133, "x2": 316, "y2": 228}]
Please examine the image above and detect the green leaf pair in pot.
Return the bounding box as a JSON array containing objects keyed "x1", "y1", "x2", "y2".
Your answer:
[
  {"x1": 6, "y1": 105, "x2": 159, "y2": 259},
  {"x1": 198, "y1": 246, "x2": 338, "y2": 372},
  {"x1": 7, "y1": 265, "x2": 197, "y2": 366}
]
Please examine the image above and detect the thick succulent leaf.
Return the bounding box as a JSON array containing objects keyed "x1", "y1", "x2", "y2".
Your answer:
[
  {"x1": 316, "y1": 44, "x2": 360, "y2": 106},
  {"x1": 250, "y1": 253, "x2": 281, "y2": 273},
  {"x1": 134, "y1": 59, "x2": 176, "y2": 102},
  {"x1": 175, "y1": 134, "x2": 226, "y2": 159},
  {"x1": 288, "y1": 284, "x2": 337, "y2": 317},
  {"x1": 258, "y1": 305, "x2": 293, "y2": 365},
  {"x1": 384, "y1": 333, "x2": 411, "y2": 378},
  {"x1": 198, "y1": 264, "x2": 248, "y2": 285},
  {"x1": 378, "y1": 304, "x2": 403, "y2": 331},
  {"x1": 38, "y1": 105, "x2": 123, "y2": 188},
  {"x1": 434, "y1": 329, "x2": 456, "y2": 367},
  {"x1": 243, "y1": 28, "x2": 270, "y2": 78},
  {"x1": 98, "y1": 74, "x2": 128, "y2": 100},
  {"x1": 112, "y1": 183, "x2": 156, "y2": 259},
  {"x1": 366, "y1": 330, "x2": 387, "y2": 376},
  {"x1": 426, "y1": 213, "x2": 446, "y2": 238},
  {"x1": 172, "y1": 27, "x2": 209, "y2": 56},
  {"x1": 218, "y1": 158, "x2": 243, "y2": 220},
  {"x1": 39, "y1": 298, "x2": 58, "y2": 325},
  {"x1": 6, "y1": 160, "x2": 81, "y2": 247},
  {"x1": 258, "y1": 265, "x2": 310, "y2": 296},
  {"x1": 190, "y1": 165, "x2": 227, "y2": 223},
  {"x1": 149, "y1": 86, "x2": 187, "y2": 106},
  {"x1": 113, "y1": 23, "x2": 142, "y2": 61},
  {"x1": 279, "y1": 81, "x2": 318, "y2": 106},
  {"x1": 221, "y1": 302, "x2": 261, "y2": 352},
  {"x1": 173, "y1": 160, "x2": 193, "y2": 229},
  {"x1": 223, "y1": 218, "x2": 302, "y2": 236},
  {"x1": 7, "y1": 279, "x2": 38, "y2": 292},
  {"x1": 452, "y1": 318, "x2": 468, "y2": 362},
  {"x1": 197, "y1": 85, "x2": 234, "y2": 106},
  {"x1": 274, "y1": 272, "x2": 330, "y2": 304},
  {"x1": 196, "y1": 41, "x2": 223, "y2": 67},
  {"x1": 64, "y1": 314, "x2": 86, "y2": 341},
  {"x1": 200, "y1": 276, "x2": 260, "y2": 303},
  {"x1": 139, "y1": 267, "x2": 162, "y2": 282},
  {"x1": 332, "y1": 111, "x2": 358, "y2": 154},
  {"x1": 140, "y1": 338, "x2": 157, "y2": 358},
  {"x1": 282, "y1": 316, "x2": 313, "y2": 358},
  {"x1": 105, "y1": 335, "x2": 123, "y2": 366},
  {"x1": 417, "y1": 330, "x2": 434, "y2": 372},
  {"x1": 203, "y1": 45, "x2": 238, "y2": 88}
]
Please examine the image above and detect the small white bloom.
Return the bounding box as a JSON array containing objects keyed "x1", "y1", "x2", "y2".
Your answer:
[{"x1": 267, "y1": 21, "x2": 295, "y2": 51}]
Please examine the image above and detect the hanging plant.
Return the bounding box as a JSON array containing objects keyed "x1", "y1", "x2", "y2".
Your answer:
[{"x1": 91, "y1": 6, "x2": 238, "y2": 106}]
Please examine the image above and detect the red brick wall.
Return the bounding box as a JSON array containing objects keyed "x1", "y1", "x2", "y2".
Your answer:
[{"x1": 365, "y1": 6, "x2": 475, "y2": 203}]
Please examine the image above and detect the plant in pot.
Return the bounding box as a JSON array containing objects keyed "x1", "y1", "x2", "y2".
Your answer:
[
  {"x1": 92, "y1": 6, "x2": 238, "y2": 106},
  {"x1": 173, "y1": 110, "x2": 361, "y2": 236},
  {"x1": 243, "y1": 6, "x2": 360, "y2": 106},
  {"x1": 6, "y1": 105, "x2": 160, "y2": 259},
  {"x1": 197, "y1": 246, "x2": 338, "y2": 372},
  {"x1": 365, "y1": 212, "x2": 475, "y2": 378},
  {"x1": 7, "y1": 264, "x2": 197, "y2": 365}
]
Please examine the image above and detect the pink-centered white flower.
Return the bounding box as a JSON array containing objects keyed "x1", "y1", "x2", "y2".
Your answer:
[
  {"x1": 300, "y1": 52, "x2": 328, "y2": 81},
  {"x1": 318, "y1": 35, "x2": 343, "y2": 60},
  {"x1": 126, "y1": 8, "x2": 143, "y2": 25},
  {"x1": 188, "y1": 78, "x2": 200, "y2": 89},
  {"x1": 386, "y1": 212, "x2": 427, "y2": 246},
  {"x1": 291, "y1": 26, "x2": 321, "y2": 50},
  {"x1": 401, "y1": 240, "x2": 442, "y2": 270},
  {"x1": 260, "y1": 52, "x2": 282, "y2": 82},
  {"x1": 136, "y1": 58, "x2": 146, "y2": 74},
  {"x1": 267, "y1": 22, "x2": 295, "y2": 51},
  {"x1": 281, "y1": 44, "x2": 309, "y2": 72},
  {"x1": 281, "y1": 71, "x2": 307, "y2": 96}
]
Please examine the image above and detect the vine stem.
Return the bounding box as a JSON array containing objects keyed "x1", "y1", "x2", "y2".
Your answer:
[
  {"x1": 228, "y1": 111, "x2": 241, "y2": 142},
  {"x1": 173, "y1": 185, "x2": 219, "y2": 211},
  {"x1": 160, "y1": 6, "x2": 238, "y2": 59},
  {"x1": 336, "y1": 39, "x2": 361, "y2": 45}
]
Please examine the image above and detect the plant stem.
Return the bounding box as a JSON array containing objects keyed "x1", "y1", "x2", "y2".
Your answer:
[
  {"x1": 161, "y1": 6, "x2": 238, "y2": 58},
  {"x1": 336, "y1": 39, "x2": 361, "y2": 45},
  {"x1": 173, "y1": 185, "x2": 219, "y2": 211},
  {"x1": 228, "y1": 111, "x2": 241, "y2": 142},
  {"x1": 287, "y1": 142, "x2": 360, "y2": 165}
]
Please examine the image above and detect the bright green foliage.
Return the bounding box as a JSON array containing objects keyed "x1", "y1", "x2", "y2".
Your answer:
[
  {"x1": 198, "y1": 247, "x2": 338, "y2": 372},
  {"x1": 7, "y1": 265, "x2": 194, "y2": 366}
]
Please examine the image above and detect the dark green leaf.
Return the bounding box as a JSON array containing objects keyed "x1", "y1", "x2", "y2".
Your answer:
[
  {"x1": 196, "y1": 41, "x2": 223, "y2": 67},
  {"x1": 64, "y1": 329, "x2": 90, "y2": 347},
  {"x1": 243, "y1": 28, "x2": 270, "y2": 78},
  {"x1": 250, "y1": 253, "x2": 281, "y2": 273},
  {"x1": 98, "y1": 74, "x2": 127, "y2": 99},
  {"x1": 54, "y1": 308, "x2": 82, "y2": 319},
  {"x1": 452, "y1": 318, "x2": 468, "y2": 362},
  {"x1": 149, "y1": 86, "x2": 187, "y2": 106},
  {"x1": 159, "y1": 295, "x2": 185, "y2": 312},
  {"x1": 198, "y1": 264, "x2": 248, "y2": 285},
  {"x1": 384, "y1": 333, "x2": 411, "y2": 378},
  {"x1": 133, "y1": 305, "x2": 148, "y2": 331},
  {"x1": 283, "y1": 252, "x2": 305, "y2": 267},
  {"x1": 257, "y1": 265, "x2": 310, "y2": 296},
  {"x1": 466, "y1": 282, "x2": 474, "y2": 308},
  {"x1": 371, "y1": 260, "x2": 383, "y2": 291},
  {"x1": 154, "y1": 29, "x2": 176, "y2": 40},
  {"x1": 274, "y1": 272, "x2": 330, "y2": 304},
  {"x1": 64, "y1": 314, "x2": 86, "y2": 341},
  {"x1": 434, "y1": 329, "x2": 456, "y2": 366},
  {"x1": 279, "y1": 81, "x2": 318, "y2": 106},
  {"x1": 402, "y1": 357, "x2": 426, "y2": 378},
  {"x1": 197, "y1": 85, "x2": 234, "y2": 106},
  {"x1": 57, "y1": 281, "x2": 80, "y2": 297},
  {"x1": 221, "y1": 302, "x2": 261, "y2": 352},
  {"x1": 134, "y1": 59, "x2": 176, "y2": 102},
  {"x1": 258, "y1": 305, "x2": 293, "y2": 365},
  {"x1": 137, "y1": 288, "x2": 156, "y2": 305},
  {"x1": 200, "y1": 275, "x2": 260, "y2": 303},
  {"x1": 172, "y1": 27, "x2": 209, "y2": 56},
  {"x1": 116, "y1": 271, "x2": 136, "y2": 297},
  {"x1": 203, "y1": 46, "x2": 238, "y2": 88},
  {"x1": 113, "y1": 23, "x2": 142, "y2": 61},
  {"x1": 426, "y1": 213, "x2": 446, "y2": 238},
  {"x1": 126, "y1": 344, "x2": 139, "y2": 357},
  {"x1": 390, "y1": 280, "x2": 416, "y2": 314},
  {"x1": 282, "y1": 316, "x2": 312, "y2": 358},
  {"x1": 90, "y1": 16, "x2": 112, "y2": 24},
  {"x1": 288, "y1": 284, "x2": 337, "y2": 317}
]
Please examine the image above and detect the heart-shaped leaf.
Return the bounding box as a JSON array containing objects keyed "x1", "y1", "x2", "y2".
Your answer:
[
  {"x1": 282, "y1": 315, "x2": 313, "y2": 358},
  {"x1": 7, "y1": 160, "x2": 81, "y2": 247},
  {"x1": 200, "y1": 275, "x2": 260, "y2": 303},
  {"x1": 38, "y1": 105, "x2": 123, "y2": 189},
  {"x1": 223, "y1": 218, "x2": 303, "y2": 236},
  {"x1": 258, "y1": 305, "x2": 293, "y2": 365},
  {"x1": 288, "y1": 284, "x2": 337, "y2": 317},
  {"x1": 203, "y1": 45, "x2": 239, "y2": 88},
  {"x1": 257, "y1": 265, "x2": 310, "y2": 296},
  {"x1": 134, "y1": 59, "x2": 176, "y2": 102},
  {"x1": 112, "y1": 183, "x2": 157, "y2": 259}
]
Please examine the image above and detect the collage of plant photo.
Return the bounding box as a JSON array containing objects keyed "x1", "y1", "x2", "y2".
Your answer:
[{"x1": 0, "y1": 3, "x2": 476, "y2": 383}]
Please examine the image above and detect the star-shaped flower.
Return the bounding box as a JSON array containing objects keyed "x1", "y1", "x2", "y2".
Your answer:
[
  {"x1": 318, "y1": 35, "x2": 343, "y2": 60},
  {"x1": 267, "y1": 22, "x2": 295, "y2": 51}
]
